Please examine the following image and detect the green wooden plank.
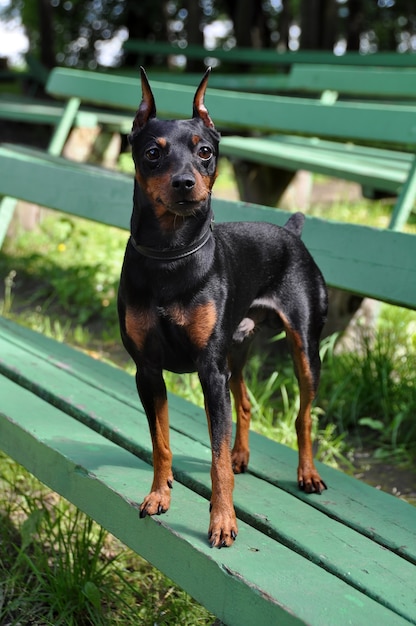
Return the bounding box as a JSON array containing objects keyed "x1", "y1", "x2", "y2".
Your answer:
[
  {"x1": 46, "y1": 68, "x2": 416, "y2": 144},
  {"x1": 47, "y1": 96, "x2": 81, "y2": 156},
  {"x1": 0, "y1": 144, "x2": 132, "y2": 230},
  {"x1": 134, "y1": 71, "x2": 291, "y2": 92},
  {"x1": 0, "y1": 196, "x2": 18, "y2": 248},
  {"x1": 123, "y1": 40, "x2": 416, "y2": 68},
  {"x1": 0, "y1": 98, "x2": 67, "y2": 124},
  {"x1": 0, "y1": 94, "x2": 130, "y2": 131},
  {"x1": 2, "y1": 316, "x2": 415, "y2": 548},
  {"x1": 0, "y1": 372, "x2": 414, "y2": 623},
  {"x1": 274, "y1": 134, "x2": 414, "y2": 164},
  {"x1": 0, "y1": 144, "x2": 415, "y2": 308},
  {"x1": 2, "y1": 377, "x2": 413, "y2": 626},
  {"x1": 1, "y1": 317, "x2": 415, "y2": 579},
  {"x1": 220, "y1": 135, "x2": 407, "y2": 193},
  {"x1": 289, "y1": 64, "x2": 416, "y2": 98},
  {"x1": 389, "y1": 157, "x2": 416, "y2": 230},
  {"x1": 212, "y1": 200, "x2": 416, "y2": 309}
]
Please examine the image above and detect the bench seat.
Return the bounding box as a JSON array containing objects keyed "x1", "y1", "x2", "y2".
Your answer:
[
  {"x1": 1, "y1": 316, "x2": 415, "y2": 626},
  {"x1": 0, "y1": 93, "x2": 132, "y2": 132},
  {"x1": 221, "y1": 134, "x2": 412, "y2": 196}
]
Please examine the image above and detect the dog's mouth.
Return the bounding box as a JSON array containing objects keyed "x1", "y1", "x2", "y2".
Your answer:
[{"x1": 170, "y1": 199, "x2": 205, "y2": 215}]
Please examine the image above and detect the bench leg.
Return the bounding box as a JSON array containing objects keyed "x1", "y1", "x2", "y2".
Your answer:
[
  {"x1": 0, "y1": 197, "x2": 18, "y2": 247},
  {"x1": 389, "y1": 156, "x2": 416, "y2": 231}
]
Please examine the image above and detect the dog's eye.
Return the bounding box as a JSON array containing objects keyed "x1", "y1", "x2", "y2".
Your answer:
[
  {"x1": 145, "y1": 147, "x2": 160, "y2": 161},
  {"x1": 198, "y1": 146, "x2": 213, "y2": 160}
]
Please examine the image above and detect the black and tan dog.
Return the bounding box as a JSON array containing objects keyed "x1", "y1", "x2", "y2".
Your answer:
[{"x1": 118, "y1": 68, "x2": 328, "y2": 548}]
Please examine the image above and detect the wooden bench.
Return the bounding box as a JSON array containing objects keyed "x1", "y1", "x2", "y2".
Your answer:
[
  {"x1": 113, "y1": 68, "x2": 292, "y2": 93},
  {"x1": 0, "y1": 92, "x2": 132, "y2": 134},
  {"x1": 285, "y1": 64, "x2": 416, "y2": 100},
  {"x1": 0, "y1": 139, "x2": 416, "y2": 624},
  {"x1": 123, "y1": 39, "x2": 416, "y2": 68},
  {"x1": 114, "y1": 62, "x2": 416, "y2": 97},
  {"x1": 35, "y1": 67, "x2": 416, "y2": 232}
]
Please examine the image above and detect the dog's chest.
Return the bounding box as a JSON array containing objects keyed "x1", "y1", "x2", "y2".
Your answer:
[
  {"x1": 125, "y1": 299, "x2": 218, "y2": 357},
  {"x1": 156, "y1": 301, "x2": 217, "y2": 350}
]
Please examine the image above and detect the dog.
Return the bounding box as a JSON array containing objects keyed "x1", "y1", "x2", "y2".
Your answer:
[{"x1": 118, "y1": 68, "x2": 328, "y2": 548}]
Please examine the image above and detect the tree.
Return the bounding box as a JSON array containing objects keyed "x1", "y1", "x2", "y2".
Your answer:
[
  {"x1": 299, "y1": 0, "x2": 337, "y2": 50},
  {"x1": 1, "y1": 0, "x2": 415, "y2": 70}
]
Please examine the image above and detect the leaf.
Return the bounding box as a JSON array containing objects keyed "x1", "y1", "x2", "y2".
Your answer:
[
  {"x1": 83, "y1": 581, "x2": 101, "y2": 609},
  {"x1": 358, "y1": 417, "x2": 384, "y2": 431},
  {"x1": 20, "y1": 509, "x2": 45, "y2": 551}
]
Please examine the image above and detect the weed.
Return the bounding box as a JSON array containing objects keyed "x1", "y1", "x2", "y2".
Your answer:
[
  {"x1": 1, "y1": 269, "x2": 16, "y2": 316},
  {"x1": 0, "y1": 453, "x2": 214, "y2": 625},
  {"x1": 319, "y1": 304, "x2": 416, "y2": 457}
]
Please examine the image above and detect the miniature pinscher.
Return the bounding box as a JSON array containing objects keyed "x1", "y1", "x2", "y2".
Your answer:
[{"x1": 118, "y1": 68, "x2": 328, "y2": 548}]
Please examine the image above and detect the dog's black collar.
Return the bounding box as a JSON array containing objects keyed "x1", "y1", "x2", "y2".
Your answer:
[{"x1": 130, "y1": 221, "x2": 214, "y2": 261}]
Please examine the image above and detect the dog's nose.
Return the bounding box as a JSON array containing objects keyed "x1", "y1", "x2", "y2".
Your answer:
[{"x1": 171, "y1": 173, "x2": 195, "y2": 192}]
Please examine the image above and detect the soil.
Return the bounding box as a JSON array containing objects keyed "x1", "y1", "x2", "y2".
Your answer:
[{"x1": 351, "y1": 450, "x2": 416, "y2": 505}]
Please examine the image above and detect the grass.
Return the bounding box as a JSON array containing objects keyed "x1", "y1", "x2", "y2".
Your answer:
[
  {"x1": 319, "y1": 306, "x2": 416, "y2": 460},
  {"x1": 0, "y1": 452, "x2": 214, "y2": 625},
  {"x1": 1, "y1": 162, "x2": 415, "y2": 623}
]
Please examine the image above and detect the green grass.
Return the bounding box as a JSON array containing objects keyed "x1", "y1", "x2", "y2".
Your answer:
[
  {"x1": 319, "y1": 305, "x2": 416, "y2": 461},
  {"x1": 0, "y1": 452, "x2": 214, "y2": 626}
]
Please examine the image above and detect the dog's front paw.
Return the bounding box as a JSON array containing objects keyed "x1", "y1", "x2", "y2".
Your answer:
[
  {"x1": 298, "y1": 465, "x2": 327, "y2": 495},
  {"x1": 208, "y1": 506, "x2": 238, "y2": 548},
  {"x1": 139, "y1": 488, "x2": 171, "y2": 518}
]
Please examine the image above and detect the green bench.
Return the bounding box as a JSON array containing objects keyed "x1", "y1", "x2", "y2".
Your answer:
[
  {"x1": 123, "y1": 39, "x2": 416, "y2": 68},
  {"x1": 0, "y1": 91, "x2": 132, "y2": 134},
  {"x1": 285, "y1": 64, "x2": 416, "y2": 100},
  {"x1": 0, "y1": 141, "x2": 416, "y2": 624},
  {"x1": 1, "y1": 69, "x2": 416, "y2": 624},
  {"x1": 113, "y1": 68, "x2": 292, "y2": 93},
  {"x1": 128, "y1": 62, "x2": 416, "y2": 96},
  {"x1": 39, "y1": 68, "x2": 416, "y2": 231}
]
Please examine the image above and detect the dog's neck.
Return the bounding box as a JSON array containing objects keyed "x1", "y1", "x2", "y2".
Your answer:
[{"x1": 130, "y1": 180, "x2": 214, "y2": 261}]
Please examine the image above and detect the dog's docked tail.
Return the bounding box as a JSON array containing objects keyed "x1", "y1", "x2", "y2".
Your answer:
[{"x1": 283, "y1": 212, "x2": 305, "y2": 238}]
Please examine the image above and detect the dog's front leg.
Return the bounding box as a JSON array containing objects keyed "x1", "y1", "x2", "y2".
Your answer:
[
  {"x1": 199, "y1": 362, "x2": 238, "y2": 548},
  {"x1": 135, "y1": 368, "x2": 173, "y2": 517}
]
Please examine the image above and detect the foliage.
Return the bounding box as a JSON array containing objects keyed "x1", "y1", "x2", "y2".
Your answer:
[
  {"x1": 319, "y1": 305, "x2": 416, "y2": 459},
  {"x1": 2, "y1": 0, "x2": 126, "y2": 68},
  {"x1": 0, "y1": 214, "x2": 125, "y2": 334},
  {"x1": 1, "y1": 0, "x2": 415, "y2": 69}
]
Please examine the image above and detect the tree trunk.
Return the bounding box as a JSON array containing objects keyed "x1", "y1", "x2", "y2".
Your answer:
[
  {"x1": 300, "y1": 0, "x2": 336, "y2": 50},
  {"x1": 185, "y1": 0, "x2": 204, "y2": 71},
  {"x1": 346, "y1": 0, "x2": 365, "y2": 50},
  {"x1": 38, "y1": 0, "x2": 55, "y2": 68}
]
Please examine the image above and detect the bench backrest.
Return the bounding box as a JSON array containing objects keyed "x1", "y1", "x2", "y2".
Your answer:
[
  {"x1": 123, "y1": 39, "x2": 416, "y2": 67},
  {"x1": 46, "y1": 68, "x2": 416, "y2": 146},
  {"x1": 1, "y1": 144, "x2": 415, "y2": 310},
  {"x1": 288, "y1": 64, "x2": 416, "y2": 99}
]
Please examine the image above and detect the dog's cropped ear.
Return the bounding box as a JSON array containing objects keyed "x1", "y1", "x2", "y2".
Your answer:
[
  {"x1": 132, "y1": 67, "x2": 156, "y2": 132},
  {"x1": 193, "y1": 67, "x2": 215, "y2": 129}
]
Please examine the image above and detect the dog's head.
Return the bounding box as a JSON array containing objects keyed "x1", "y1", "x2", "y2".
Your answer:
[{"x1": 129, "y1": 68, "x2": 220, "y2": 220}]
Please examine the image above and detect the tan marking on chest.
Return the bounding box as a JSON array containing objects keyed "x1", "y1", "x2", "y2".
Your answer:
[
  {"x1": 125, "y1": 306, "x2": 156, "y2": 352},
  {"x1": 166, "y1": 301, "x2": 217, "y2": 349}
]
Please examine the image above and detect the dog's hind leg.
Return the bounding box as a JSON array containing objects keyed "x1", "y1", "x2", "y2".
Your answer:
[
  {"x1": 280, "y1": 312, "x2": 327, "y2": 494},
  {"x1": 228, "y1": 340, "x2": 252, "y2": 474}
]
